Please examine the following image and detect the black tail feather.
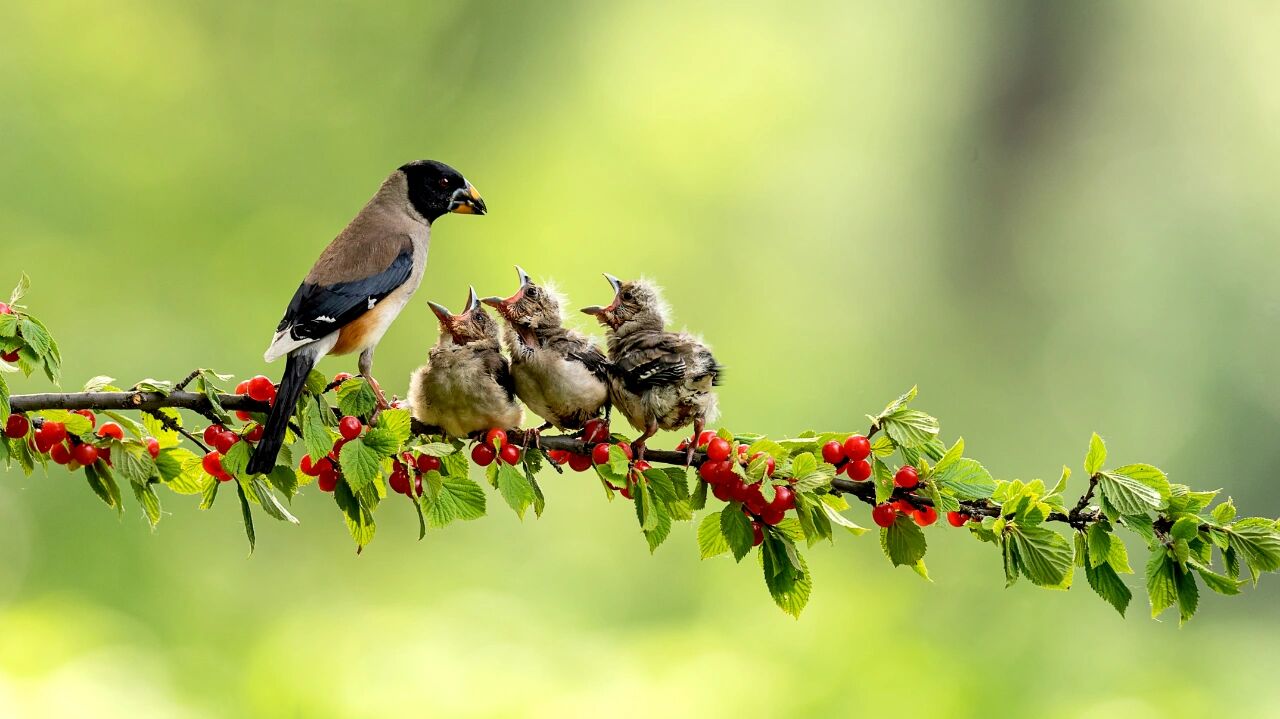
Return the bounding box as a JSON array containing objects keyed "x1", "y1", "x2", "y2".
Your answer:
[{"x1": 245, "y1": 350, "x2": 316, "y2": 476}]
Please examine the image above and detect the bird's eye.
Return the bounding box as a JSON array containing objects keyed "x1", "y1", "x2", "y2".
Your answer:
[
  {"x1": 438, "y1": 177, "x2": 451, "y2": 189},
  {"x1": 620, "y1": 290, "x2": 633, "y2": 301},
  {"x1": 526, "y1": 286, "x2": 539, "y2": 298}
]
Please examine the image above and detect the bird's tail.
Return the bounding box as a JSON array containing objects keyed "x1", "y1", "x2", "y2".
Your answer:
[{"x1": 246, "y1": 349, "x2": 317, "y2": 476}]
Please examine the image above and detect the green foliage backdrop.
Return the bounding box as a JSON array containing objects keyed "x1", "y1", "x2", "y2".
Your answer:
[{"x1": 3, "y1": 2, "x2": 1280, "y2": 717}]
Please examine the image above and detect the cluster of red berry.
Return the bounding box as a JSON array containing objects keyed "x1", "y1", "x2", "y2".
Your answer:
[
  {"x1": 0, "y1": 302, "x2": 20, "y2": 362},
  {"x1": 540, "y1": 419, "x2": 649, "y2": 497},
  {"x1": 199, "y1": 375, "x2": 280, "y2": 483},
  {"x1": 4, "y1": 409, "x2": 158, "y2": 471},
  {"x1": 821, "y1": 435, "x2": 973, "y2": 529},
  {"x1": 820, "y1": 435, "x2": 873, "y2": 480},
  {"x1": 468, "y1": 428, "x2": 524, "y2": 467},
  {"x1": 691, "y1": 431, "x2": 794, "y2": 545}
]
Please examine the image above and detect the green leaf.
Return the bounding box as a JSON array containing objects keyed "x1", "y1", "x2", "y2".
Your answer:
[
  {"x1": 1224, "y1": 518, "x2": 1280, "y2": 581},
  {"x1": 1084, "y1": 556, "x2": 1132, "y2": 616},
  {"x1": 334, "y1": 480, "x2": 375, "y2": 550},
  {"x1": 818, "y1": 500, "x2": 868, "y2": 536},
  {"x1": 338, "y1": 438, "x2": 383, "y2": 492},
  {"x1": 1210, "y1": 498, "x2": 1237, "y2": 525},
  {"x1": 495, "y1": 463, "x2": 535, "y2": 519},
  {"x1": 84, "y1": 462, "x2": 123, "y2": 513},
  {"x1": 697, "y1": 510, "x2": 731, "y2": 558},
  {"x1": 421, "y1": 473, "x2": 486, "y2": 528},
  {"x1": 1170, "y1": 516, "x2": 1201, "y2": 541},
  {"x1": 1085, "y1": 433, "x2": 1107, "y2": 475},
  {"x1": 9, "y1": 273, "x2": 29, "y2": 305},
  {"x1": 247, "y1": 477, "x2": 299, "y2": 524},
  {"x1": 880, "y1": 515, "x2": 927, "y2": 567},
  {"x1": 336, "y1": 378, "x2": 378, "y2": 418},
  {"x1": 932, "y1": 458, "x2": 995, "y2": 500},
  {"x1": 643, "y1": 501, "x2": 673, "y2": 553},
  {"x1": 220, "y1": 440, "x2": 252, "y2": 479},
  {"x1": 746, "y1": 439, "x2": 788, "y2": 462},
  {"x1": 760, "y1": 533, "x2": 811, "y2": 618},
  {"x1": 301, "y1": 397, "x2": 335, "y2": 462},
  {"x1": 305, "y1": 369, "x2": 329, "y2": 395},
  {"x1": 1097, "y1": 470, "x2": 1166, "y2": 516},
  {"x1": 1146, "y1": 550, "x2": 1178, "y2": 619},
  {"x1": 376, "y1": 408, "x2": 413, "y2": 445},
  {"x1": 155, "y1": 448, "x2": 210, "y2": 495},
  {"x1": 235, "y1": 481, "x2": 256, "y2": 552},
  {"x1": 0, "y1": 374, "x2": 8, "y2": 423},
  {"x1": 361, "y1": 427, "x2": 401, "y2": 457},
  {"x1": 1086, "y1": 523, "x2": 1133, "y2": 574},
  {"x1": 1008, "y1": 524, "x2": 1074, "y2": 587},
  {"x1": 1190, "y1": 561, "x2": 1243, "y2": 596},
  {"x1": 880, "y1": 409, "x2": 939, "y2": 448},
  {"x1": 721, "y1": 504, "x2": 754, "y2": 561},
  {"x1": 871, "y1": 458, "x2": 894, "y2": 504},
  {"x1": 789, "y1": 452, "x2": 834, "y2": 492},
  {"x1": 1175, "y1": 562, "x2": 1199, "y2": 625}
]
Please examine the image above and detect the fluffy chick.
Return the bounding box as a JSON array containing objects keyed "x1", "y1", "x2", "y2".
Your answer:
[
  {"x1": 408, "y1": 287, "x2": 524, "y2": 438},
  {"x1": 581, "y1": 274, "x2": 720, "y2": 461},
  {"x1": 481, "y1": 266, "x2": 610, "y2": 432}
]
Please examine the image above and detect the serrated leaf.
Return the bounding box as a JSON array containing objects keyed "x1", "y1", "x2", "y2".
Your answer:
[
  {"x1": 339, "y1": 438, "x2": 382, "y2": 492},
  {"x1": 1146, "y1": 550, "x2": 1178, "y2": 619},
  {"x1": 880, "y1": 515, "x2": 927, "y2": 567},
  {"x1": 880, "y1": 409, "x2": 939, "y2": 449},
  {"x1": 932, "y1": 457, "x2": 995, "y2": 500},
  {"x1": 334, "y1": 480, "x2": 374, "y2": 549},
  {"x1": 1190, "y1": 561, "x2": 1242, "y2": 595},
  {"x1": 248, "y1": 477, "x2": 298, "y2": 524},
  {"x1": 747, "y1": 439, "x2": 788, "y2": 462},
  {"x1": 1097, "y1": 471, "x2": 1166, "y2": 516},
  {"x1": 376, "y1": 408, "x2": 413, "y2": 445},
  {"x1": 1085, "y1": 433, "x2": 1107, "y2": 475},
  {"x1": 760, "y1": 533, "x2": 811, "y2": 618},
  {"x1": 1170, "y1": 516, "x2": 1201, "y2": 541},
  {"x1": 496, "y1": 463, "x2": 535, "y2": 519},
  {"x1": 155, "y1": 448, "x2": 210, "y2": 494},
  {"x1": 336, "y1": 378, "x2": 378, "y2": 418},
  {"x1": 819, "y1": 501, "x2": 868, "y2": 536},
  {"x1": 235, "y1": 481, "x2": 256, "y2": 552},
  {"x1": 1210, "y1": 499, "x2": 1236, "y2": 525},
  {"x1": 1008, "y1": 524, "x2": 1074, "y2": 587},
  {"x1": 361, "y1": 427, "x2": 401, "y2": 457},
  {"x1": 1225, "y1": 518, "x2": 1280, "y2": 581},
  {"x1": 1084, "y1": 556, "x2": 1132, "y2": 616},
  {"x1": 421, "y1": 473, "x2": 486, "y2": 528},
  {"x1": 1175, "y1": 562, "x2": 1199, "y2": 625},
  {"x1": 84, "y1": 462, "x2": 123, "y2": 513},
  {"x1": 871, "y1": 457, "x2": 894, "y2": 504},
  {"x1": 302, "y1": 397, "x2": 334, "y2": 462},
  {"x1": 721, "y1": 504, "x2": 754, "y2": 561}
]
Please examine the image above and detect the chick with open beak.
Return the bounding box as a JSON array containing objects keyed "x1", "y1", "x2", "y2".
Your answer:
[
  {"x1": 481, "y1": 266, "x2": 610, "y2": 433},
  {"x1": 581, "y1": 274, "x2": 721, "y2": 463},
  {"x1": 408, "y1": 287, "x2": 523, "y2": 438}
]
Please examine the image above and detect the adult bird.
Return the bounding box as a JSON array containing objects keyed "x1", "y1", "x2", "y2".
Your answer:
[
  {"x1": 245, "y1": 160, "x2": 486, "y2": 475},
  {"x1": 481, "y1": 266, "x2": 610, "y2": 434},
  {"x1": 581, "y1": 274, "x2": 720, "y2": 463}
]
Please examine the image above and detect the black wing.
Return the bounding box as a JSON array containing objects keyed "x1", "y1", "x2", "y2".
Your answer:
[
  {"x1": 613, "y1": 334, "x2": 689, "y2": 393},
  {"x1": 483, "y1": 351, "x2": 518, "y2": 403},
  {"x1": 568, "y1": 344, "x2": 612, "y2": 383},
  {"x1": 277, "y1": 247, "x2": 414, "y2": 342}
]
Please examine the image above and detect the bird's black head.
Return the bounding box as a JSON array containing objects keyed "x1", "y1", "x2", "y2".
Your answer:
[{"x1": 399, "y1": 160, "x2": 487, "y2": 222}]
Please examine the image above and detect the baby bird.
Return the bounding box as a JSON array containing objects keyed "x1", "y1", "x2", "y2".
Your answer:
[
  {"x1": 481, "y1": 266, "x2": 610, "y2": 433},
  {"x1": 581, "y1": 274, "x2": 720, "y2": 462},
  {"x1": 408, "y1": 287, "x2": 523, "y2": 439}
]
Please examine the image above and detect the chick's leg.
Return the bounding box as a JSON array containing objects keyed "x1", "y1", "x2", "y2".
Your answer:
[
  {"x1": 686, "y1": 416, "x2": 704, "y2": 468},
  {"x1": 631, "y1": 419, "x2": 659, "y2": 463},
  {"x1": 358, "y1": 346, "x2": 390, "y2": 410}
]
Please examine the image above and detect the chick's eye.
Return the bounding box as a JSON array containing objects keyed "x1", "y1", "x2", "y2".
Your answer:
[
  {"x1": 620, "y1": 290, "x2": 633, "y2": 301},
  {"x1": 526, "y1": 287, "x2": 539, "y2": 298}
]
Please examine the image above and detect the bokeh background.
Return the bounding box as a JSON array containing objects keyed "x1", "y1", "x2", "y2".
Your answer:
[{"x1": 3, "y1": 1, "x2": 1280, "y2": 716}]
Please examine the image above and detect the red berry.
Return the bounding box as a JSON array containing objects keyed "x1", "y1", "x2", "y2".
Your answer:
[
  {"x1": 696, "y1": 430, "x2": 716, "y2": 448},
  {"x1": 567, "y1": 453, "x2": 592, "y2": 472},
  {"x1": 0, "y1": 302, "x2": 9, "y2": 314},
  {"x1": 581, "y1": 418, "x2": 609, "y2": 444},
  {"x1": 871, "y1": 503, "x2": 897, "y2": 528},
  {"x1": 0, "y1": 349, "x2": 18, "y2": 363},
  {"x1": 471, "y1": 443, "x2": 496, "y2": 467},
  {"x1": 499, "y1": 443, "x2": 522, "y2": 465},
  {"x1": 338, "y1": 416, "x2": 363, "y2": 441},
  {"x1": 72, "y1": 409, "x2": 96, "y2": 428},
  {"x1": 847, "y1": 459, "x2": 872, "y2": 481},
  {"x1": 41, "y1": 421, "x2": 68, "y2": 444},
  {"x1": 203, "y1": 452, "x2": 231, "y2": 481},
  {"x1": 4, "y1": 413, "x2": 29, "y2": 439},
  {"x1": 744, "y1": 483, "x2": 767, "y2": 516},
  {"x1": 300, "y1": 455, "x2": 322, "y2": 476},
  {"x1": 235, "y1": 380, "x2": 250, "y2": 395},
  {"x1": 676, "y1": 439, "x2": 689, "y2": 451},
  {"x1": 768, "y1": 485, "x2": 795, "y2": 512},
  {"x1": 99, "y1": 447, "x2": 112, "y2": 465},
  {"x1": 914, "y1": 505, "x2": 938, "y2": 526},
  {"x1": 50, "y1": 442, "x2": 72, "y2": 465},
  {"x1": 619, "y1": 483, "x2": 633, "y2": 500},
  {"x1": 203, "y1": 425, "x2": 226, "y2": 446},
  {"x1": 894, "y1": 465, "x2": 919, "y2": 489},
  {"x1": 415, "y1": 454, "x2": 441, "y2": 473},
  {"x1": 893, "y1": 499, "x2": 915, "y2": 514},
  {"x1": 752, "y1": 522, "x2": 765, "y2": 546},
  {"x1": 761, "y1": 507, "x2": 785, "y2": 526},
  {"x1": 632, "y1": 460, "x2": 651, "y2": 474},
  {"x1": 244, "y1": 424, "x2": 264, "y2": 443},
  {"x1": 748, "y1": 453, "x2": 776, "y2": 477},
  {"x1": 329, "y1": 438, "x2": 348, "y2": 460},
  {"x1": 843, "y1": 435, "x2": 871, "y2": 462},
  {"x1": 712, "y1": 482, "x2": 735, "y2": 502},
  {"x1": 145, "y1": 437, "x2": 161, "y2": 459},
  {"x1": 706, "y1": 437, "x2": 731, "y2": 461},
  {"x1": 247, "y1": 376, "x2": 276, "y2": 403},
  {"x1": 97, "y1": 422, "x2": 124, "y2": 441},
  {"x1": 317, "y1": 466, "x2": 340, "y2": 492},
  {"x1": 484, "y1": 428, "x2": 507, "y2": 450},
  {"x1": 547, "y1": 449, "x2": 570, "y2": 464},
  {"x1": 332, "y1": 372, "x2": 354, "y2": 384},
  {"x1": 212, "y1": 430, "x2": 238, "y2": 455},
  {"x1": 698, "y1": 460, "x2": 725, "y2": 483},
  {"x1": 821, "y1": 440, "x2": 844, "y2": 465},
  {"x1": 616, "y1": 442, "x2": 634, "y2": 460},
  {"x1": 591, "y1": 443, "x2": 613, "y2": 466},
  {"x1": 72, "y1": 443, "x2": 99, "y2": 467},
  {"x1": 389, "y1": 465, "x2": 412, "y2": 495},
  {"x1": 946, "y1": 511, "x2": 970, "y2": 527}
]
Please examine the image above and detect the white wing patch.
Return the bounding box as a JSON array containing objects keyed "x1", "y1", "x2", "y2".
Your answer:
[
  {"x1": 367, "y1": 297, "x2": 378, "y2": 310},
  {"x1": 316, "y1": 316, "x2": 337, "y2": 323}
]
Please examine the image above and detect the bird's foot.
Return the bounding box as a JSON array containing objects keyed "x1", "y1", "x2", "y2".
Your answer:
[
  {"x1": 684, "y1": 442, "x2": 696, "y2": 468},
  {"x1": 363, "y1": 373, "x2": 390, "y2": 418}
]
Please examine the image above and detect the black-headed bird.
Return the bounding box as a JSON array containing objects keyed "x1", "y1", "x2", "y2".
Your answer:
[
  {"x1": 481, "y1": 266, "x2": 610, "y2": 433},
  {"x1": 581, "y1": 275, "x2": 720, "y2": 462},
  {"x1": 246, "y1": 160, "x2": 486, "y2": 475},
  {"x1": 408, "y1": 287, "x2": 524, "y2": 438}
]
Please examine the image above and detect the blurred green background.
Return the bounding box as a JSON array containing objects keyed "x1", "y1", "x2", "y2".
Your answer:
[{"x1": 3, "y1": 1, "x2": 1280, "y2": 716}]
